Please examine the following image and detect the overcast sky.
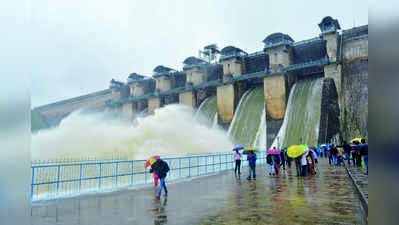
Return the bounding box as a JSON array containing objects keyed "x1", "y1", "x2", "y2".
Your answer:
[{"x1": 30, "y1": 0, "x2": 368, "y2": 107}]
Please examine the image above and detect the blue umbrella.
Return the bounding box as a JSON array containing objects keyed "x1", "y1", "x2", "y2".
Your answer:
[{"x1": 233, "y1": 146, "x2": 244, "y2": 151}]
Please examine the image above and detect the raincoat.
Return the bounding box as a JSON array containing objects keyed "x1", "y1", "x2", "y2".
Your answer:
[{"x1": 150, "y1": 159, "x2": 170, "y2": 178}]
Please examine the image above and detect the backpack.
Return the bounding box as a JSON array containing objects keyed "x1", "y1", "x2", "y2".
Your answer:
[{"x1": 266, "y1": 154, "x2": 273, "y2": 164}]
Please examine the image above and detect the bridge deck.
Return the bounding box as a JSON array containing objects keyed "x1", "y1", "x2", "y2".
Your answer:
[{"x1": 31, "y1": 159, "x2": 365, "y2": 225}]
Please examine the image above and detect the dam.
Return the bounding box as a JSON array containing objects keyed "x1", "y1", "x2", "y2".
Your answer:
[
  {"x1": 30, "y1": 16, "x2": 369, "y2": 224},
  {"x1": 33, "y1": 16, "x2": 368, "y2": 150}
]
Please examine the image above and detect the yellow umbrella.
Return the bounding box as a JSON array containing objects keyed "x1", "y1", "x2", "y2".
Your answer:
[
  {"x1": 287, "y1": 145, "x2": 304, "y2": 158},
  {"x1": 351, "y1": 138, "x2": 362, "y2": 143},
  {"x1": 243, "y1": 147, "x2": 259, "y2": 152}
]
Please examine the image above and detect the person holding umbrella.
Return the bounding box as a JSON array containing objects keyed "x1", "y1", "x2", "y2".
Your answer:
[
  {"x1": 149, "y1": 157, "x2": 170, "y2": 198},
  {"x1": 246, "y1": 149, "x2": 257, "y2": 180},
  {"x1": 145, "y1": 155, "x2": 160, "y2": 186}
]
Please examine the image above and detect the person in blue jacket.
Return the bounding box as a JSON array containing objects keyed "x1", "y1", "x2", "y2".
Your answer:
[
  {"x1": 247, "y1": 150, "x2": 257, "y2": 180},
  {"x1": 150, "y1": 158, "x2": 170, "y2": 197}
]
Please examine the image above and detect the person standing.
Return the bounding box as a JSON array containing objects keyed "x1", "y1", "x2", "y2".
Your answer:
[
  {"x1": 280, "y1": 148, "x2": 286, "y2": 170},
  {"x1": 285, "y1": 148, "x2": 292, "y2": 168},
  {"x1": 301, "y1": 153, "x2": 308, "y2": 176},
  {"x1": 234, "y1": 150, "x2": 242, "y2": 175},
  {"x1": 247, "y1": 151, "x2": 257, "y2": 180},
  {"x1": 266, "y1": 153, "x2": 275, "y2": 176},
  {"x1": 356, "y1": 141, "x2": 362, "y2": 167},
  {"x1": 360, "y1": 139, "x2": 368, "y2": 175},
  {"x1": 340, "y1": 141, "x2": 351, "y2": 166},
  {"x1": 330, "y1": 145, "x2": 338, "y2": 166},
  {"x1": 295, "y1": 157, "x2": 302, "y2": 177},
  {"x1": 150, "y1": 158, "x2": 170, "y2": 197}
]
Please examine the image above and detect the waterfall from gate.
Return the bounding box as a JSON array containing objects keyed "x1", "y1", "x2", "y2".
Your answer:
[
  {"x1": 271, "y1": 78, "x2": 324, "y2": 148},
  {"x1": 227, "y1": 87, "x2": 266, "y2": 148}
]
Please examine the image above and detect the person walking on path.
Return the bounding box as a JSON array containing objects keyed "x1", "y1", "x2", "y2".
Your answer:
[
  {"x1": 301, "y1": 153, "x2": 308, "y2": 176},
  {"x1": 234, "y1": 150, "x2": 242, "y2": 175},
  {"x1": 284, "y1": 147, "x2": 292, "y2": 168},
  {"x1": 295, "y1": 157, "x2": 302, "y2": 177},
  {"x1": 150, "y1": 158, "x2": 170, "y2": 197},
  {"x1": 266, "y1": 153, "x2": 275, "y2": 176},
  {"x1": 280, "y1": 148, "x2": 286, "y2": 170},
  {"x1": 247, "y1": 150, "x2": 257, "y2": 180},
  {"x1": 338, "y1": 141, "x2": 352, "y2": 166},
  {"x1": 360, "y1": 139, "x2": 368, "y2": 175},
  {"x1": 273, "y1": 155, "x2": 280, "y2": 176},
  {"x1": 306, "y1": 152, "x2": 316, "y2": 175},
  {"x1": 153, "y1": 172, "x2": 159, "y2": 187},
  {"x1": 355, "y1": 141, "x2": 362, "y2": 167},
  {"x1": 330, "y1": 145, "x2": 339, "y2": 166}
]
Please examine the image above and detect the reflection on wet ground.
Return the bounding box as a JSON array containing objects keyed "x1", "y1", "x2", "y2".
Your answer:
[{"x1": 31, "y1": 159, "x2": 365, "y2": 225}]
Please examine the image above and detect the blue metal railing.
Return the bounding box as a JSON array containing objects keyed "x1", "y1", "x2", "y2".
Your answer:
[{"x1": 31, "y1": 152, "x2": 267, "y2": 201}]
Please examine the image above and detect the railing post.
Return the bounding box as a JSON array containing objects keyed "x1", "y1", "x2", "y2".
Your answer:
[
  {"x1": 188, "y1": 158, "x2": 191, "y2": 177},
  {"x1": 115, "y1": 162, "x2": 119, "y2": 186},
  {"x1": 197, "y1": 156, "x2": 199, "y2": 176},
  {"x1": 98, "y1": 163, "x2": 102, "y2": 190},
  {"x1": 225, "y1": 154, "x2": 228, "y2": 169},
  {"x1": 56, "y1": 165, "x2": 61, "y2": 195},
  {"x1": 79, "y1": 164, "x2": 82, "y2": 193},
  {"x1": 179, "y1": 158, "x2": 181, "y2": 177},
  {"x1": 219, "y1": 154, "x2": 221, "y2": 171},
  {"x1": 145, "y1": 168, "x2": 147, "y2": 184},
  {"x1": 31, "y1": 167, "x2": 35, "y2": 201},
  {"x1": 205, "y1": 156, "x2": 208, "y2": 174},
  {"x1": 131, "y1": 161, "x2": 134, "y2": 185},
  {"x1": 213, "y1": 155, "x2": 215, "y2": 173}
]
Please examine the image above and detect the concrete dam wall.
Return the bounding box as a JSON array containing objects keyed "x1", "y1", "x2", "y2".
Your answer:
[{"x1": 33, "y1": 16, "x2": 368, "y2": 146}]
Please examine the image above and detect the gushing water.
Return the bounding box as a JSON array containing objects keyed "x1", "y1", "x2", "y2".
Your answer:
[
  {"x1": 195, "y1": 96, "x2": 218, "y2": 127},
  {"x1": 227, "y1": 87, "x2": 266, "y2": 147},
  {"x1": 32, "y1": 104, "x2": 233, "y2": 161},
  {"x1": 271, "y1": 78, "x2": 324, "y2": 148}
]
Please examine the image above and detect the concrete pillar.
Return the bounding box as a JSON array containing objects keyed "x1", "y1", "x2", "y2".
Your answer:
[
  {"x1": 322, "y1": 31, "x2": 343, "y2": 107},
  {"x1": 217, "y1": 84, "x2": 235, "y2": 124},
  {"x1": 148, "y1": 97, "x2": 160, "y2": 115},
  {"x1": 179, "y1": 91, "x2": 196, "y2": 108},
  {"x1": 185, "y1": 67, "x2": 207, "y2": 86},
  {"x1": 324, "y1": 64, "x2": 342, "y2": 107},
  {"x1": 323, "y1": 31, "x2": 339, "y2": 62},
  {"x1": 122, "y1": 102, "x2": 134, "y2": 121},
  {"x1": 263, "y1": 74, "x2": 289, "y2": 120},
  {"x1": 155, "y1": 75, "x2": 174, "y2": 91},
  {"x1": 221, "y1": 57, "x2": 246, "y2": 81},
  {"x1": 263, "y1": 73, "x2": 295, "y2": 148}
]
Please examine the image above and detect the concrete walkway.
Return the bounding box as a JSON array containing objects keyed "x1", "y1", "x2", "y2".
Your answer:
[{"x1": 31, "y1": 160, "x2": 365, "y2": 225}]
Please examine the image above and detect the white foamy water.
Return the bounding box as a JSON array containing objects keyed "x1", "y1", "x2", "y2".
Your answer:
[{"x1": 32, "y1": 104, "x2": 234, "y2": 161}]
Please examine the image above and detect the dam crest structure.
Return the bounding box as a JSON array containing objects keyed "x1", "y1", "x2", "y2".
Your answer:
[{"x1": 33, "y1": 16, "x2": 368, "y2": 147}]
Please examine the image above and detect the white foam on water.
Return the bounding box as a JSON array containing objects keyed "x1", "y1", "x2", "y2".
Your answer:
[{"x1": 32, "y1": 104, "x2": 234, "y2": 161}]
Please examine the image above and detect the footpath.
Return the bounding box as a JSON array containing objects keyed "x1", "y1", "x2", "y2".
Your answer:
[{"x1": 32, "y1": 160, "x2": 365, "y2": 225}]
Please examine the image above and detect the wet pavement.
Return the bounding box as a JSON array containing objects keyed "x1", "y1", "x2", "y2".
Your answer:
[
  {"x1": 31, "y1": 159, "x2": 365, "y2": 225},
  {"x1": 345, "y1": 164, "x2": 368, "y2": 201}
]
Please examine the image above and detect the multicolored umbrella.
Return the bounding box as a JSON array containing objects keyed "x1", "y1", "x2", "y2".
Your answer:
[
  {"x1": 233, "y1": 146, "x2": 244, "y2": 151},
  {"x1": 144, "y1": 155, "x2": 160, "y2": 168},
  {"x1": 351, "y1": 138, "x2": 362, "y2": 143},
  {"x1": 300, "y1": 145, "x2": 309, "y2": 150},
  {"x1": 267, "y1": 149, "x2": 280, "y2": 155},
  {"x1": 287, "y1": 145, "x2": 304, "y2": 158}
]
